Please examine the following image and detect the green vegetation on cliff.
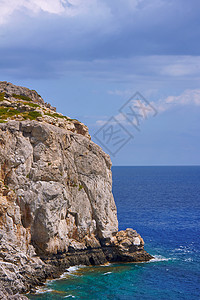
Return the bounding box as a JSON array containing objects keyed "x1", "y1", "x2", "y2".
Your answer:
[
  {"x1": 0, "y1": 106, "x2": 42, "y2": 121},
  {"x1": 0, "y1": 92, "x2": 5, "y2": 101},
  {"x1": 0, "y1": 107, "x2": 20, "y2": 119},
  {"x1": 12, "y1": 93, "x2": 32, "y2": 101}
]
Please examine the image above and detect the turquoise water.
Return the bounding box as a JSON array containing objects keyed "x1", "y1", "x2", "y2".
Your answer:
[{"x1": 28, "y1": 166, "x2": 200, "y2": 299}]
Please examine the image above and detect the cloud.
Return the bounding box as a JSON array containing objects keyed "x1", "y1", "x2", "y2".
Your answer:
[
  {"x1": 166, "y1": 90, "x2": 200, "y2": 106},
  {"x1": 0, "y1": 0, "x2": 67, "y2": 24},
  {"x1": 161, "y1": 57, "x2": 200, "y2": 77},
  {"x1": 0, "y1": 0, "x2": 113, "y2": 25},
  {"x1": 1, "y1": 0, "x2": 200, "y2": 53},
  {"x1": 96, "y1": 89, "x2": 200, "y2": 128},
  {"x1": 96, "y1": 93, "x2": 158, "y2": 129},
  {"x1": 156, "y1": 89, "x2": 200, "y2": 113},
  {"x1": 1, "y1": 53, "x2": 200, "y2": 82},
  {"x1": 96, "y1": 120, "x2": 107, "y2": 126},
  {"x1": 0, "y1": 0, "x2": 200, "y2": 83},
  {"x1": 0, "y1": 0, "x2": 144, "y2": 23}
]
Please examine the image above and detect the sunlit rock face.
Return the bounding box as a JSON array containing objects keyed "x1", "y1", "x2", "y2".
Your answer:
[{"x1": 0, "y1": 82, "x2": 152, "y2": 297}]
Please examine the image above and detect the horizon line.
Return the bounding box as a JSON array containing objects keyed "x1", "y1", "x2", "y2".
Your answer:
[{"x1": 112, "y1": 164, "x2": 200, "y2": 167}]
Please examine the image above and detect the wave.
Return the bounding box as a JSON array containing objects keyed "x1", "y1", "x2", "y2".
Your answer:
[
  {"x1": 103, "y1": 271, "x2": 112, "y2": 275},
  {"x1": 172, "y1": 247, "x2": 193, "y2": 254},
  {"x1": 66, "y1": 266, "x2": 82, "y2": 273},
  {"x1": 35, "y1": 287, "x2": 54, "y2": 294},
  {"x1": 59, "y1": 265, "x2": 86, "y2": 279},
  {"x1": 184, "y1": 257, "x2": 193, "y2": 262},
  {"x1": 148, "y1": 255, "x2": 175, "y2": 263},
  {"x1": 101, "y1": 262, "x2": 111, "y2": 267},
  {"x1": 64, "y1": 295, "x2": 75, "y2": 298}
]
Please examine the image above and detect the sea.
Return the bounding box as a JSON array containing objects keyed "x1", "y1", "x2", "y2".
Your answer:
[{"x1": 28, "y1": 166, "x2": 200, "y2": 299}]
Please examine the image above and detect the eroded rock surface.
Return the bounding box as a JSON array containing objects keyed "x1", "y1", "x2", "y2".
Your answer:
[
  {"x1": 0, "y1": 83, "x2": 152, "y2": 298},
  {"x1": 0, "y1": 81, "x2": 90, "y2": 139}
]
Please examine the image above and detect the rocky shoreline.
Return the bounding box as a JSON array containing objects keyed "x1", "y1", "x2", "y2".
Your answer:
[{"x1": 0, "y1": 82, "x2": 153, "y2": 298}]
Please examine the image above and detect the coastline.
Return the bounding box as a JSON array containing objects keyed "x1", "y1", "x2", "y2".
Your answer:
[
  {"x1": 0, "y1": 83, "x2": 152, "y2": 298},
  {"x1": 28, "y1": 258, "x2": 156, "y2": 297}
]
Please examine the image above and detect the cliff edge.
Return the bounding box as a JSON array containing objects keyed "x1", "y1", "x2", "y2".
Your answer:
[{"x1": 0, "y1": 82, "x2": 152, "y2": 298}]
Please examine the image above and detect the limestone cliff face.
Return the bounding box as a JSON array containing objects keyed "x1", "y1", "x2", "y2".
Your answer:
[{"x1": 0, "y1": 82, "x2": 152, "y2": 298}]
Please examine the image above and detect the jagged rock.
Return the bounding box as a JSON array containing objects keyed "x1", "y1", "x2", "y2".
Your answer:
[
  {"x1": 0, "y1": 81, "x2": 44, "y2": 105},
  {"x1": 0, "y1": 81, "x2": 90, "y2": 139},
  {"x1": 0, "y1": 83, "x2": 152, "y2": 298}
]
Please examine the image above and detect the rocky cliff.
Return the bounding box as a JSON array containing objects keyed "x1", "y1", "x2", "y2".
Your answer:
[{"x1": 0, "y1": 82, "x2": 152, "y2": 298}]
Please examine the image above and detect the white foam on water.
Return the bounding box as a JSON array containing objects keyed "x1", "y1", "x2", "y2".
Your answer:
[
  {"x1": 64, "y1": 295, "x2": 75, "y2": 298},
  {"x1": 59, "y1": 272, "x2": 68, "y2": 279},
  {"x1": 148, "y1": 255, "x2": 174, "y2": 263},
  {"x1": 67, "y1": 265, "x2": 86, "y2": 273},
  {"x1": 35, "y1": 287, "x2": 54, "y2": 294},
  {"x1": 103, "y1": 271, "x2": 112, "y2": 275},
  {"x1": 172, "y1": 246, "x2": 193, "y2": 254},
  {"x1": 101, "y1": 262, "x2": 111, "y2": 267},
  {"x1": 46, "y1": 278, "x2": 57, "y2": 283},
  {"x1": 60, "y1": 265, "x2": 86, "y2": 279},
  {"x1": 66, "y1": 266, "x2": 80, "y2": 273},
  {"x1": 184, "y1": 257, "x2": 193, "y2": 262}
]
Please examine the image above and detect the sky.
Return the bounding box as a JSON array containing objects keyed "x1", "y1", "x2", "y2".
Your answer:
[{"x1": 0, "y1": 0, "x2": 200, "y2": 165}]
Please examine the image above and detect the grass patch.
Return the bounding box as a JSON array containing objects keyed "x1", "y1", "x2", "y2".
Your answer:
[
  {"x1": 0, "y1": 120, "x2": 7, "y2": 123},
  {"x1": 22, "y1": 102, "x2": 40, "y2": 108},
  {"x1": 12, "y1": 94, "x2": 32, "y2": 102},
  {"x1": 0, "y1": 107, "x2": 21, "y2": 119},
  {"x1": 44, "y1": 112, "x2": 74, "y2": 121},
  {"x1": 51, "y1": 113, "x2": 66, "y2": 119},
  {"x1": 78, "y1": 184, "x2": 83, "y2": 191},
  {"x1": 27, "y1": 111, "x2": 42, "y2": 120},
  {"x1": 0, "y1": 106, "x2": 42, "y2": 121},
  {"x1": 0, "y1": 92, "x2": 5, "y2": 101},
  {"x1": 44, "y1": 112, "x2": 66, "y2": 119}
]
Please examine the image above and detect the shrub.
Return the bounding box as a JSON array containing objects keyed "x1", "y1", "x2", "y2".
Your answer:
[
  {"x1": 0, "y1": 107, "x2": 21, "y2": 119},
  {"x1": 22, "y1": 102, "x2": 40, "y2": 108},
  {"x1": 78, "y1": 184, "x2": 83, "y2": 191},
  {"x1": 44, "y1": 112, "x2": 75, "y2": 121},
  {"x1": 0, "y1": 92, "x2": 5, "y2": 101},
  {"x1": 27, "y1": 111, "x2": 42, "y2": 120},
  {"x1": 12, "y1": 93, "x2": 32, "y2": 101}
]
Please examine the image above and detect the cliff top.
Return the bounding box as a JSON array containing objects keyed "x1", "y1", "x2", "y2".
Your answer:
[{"x1": 0, "y1": 81, "x2": 90, "y2": 138}]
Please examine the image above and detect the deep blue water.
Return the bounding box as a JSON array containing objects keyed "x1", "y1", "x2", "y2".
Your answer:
[{"x1": 28, "y1": 166, "x2": 200, "y2": 299}]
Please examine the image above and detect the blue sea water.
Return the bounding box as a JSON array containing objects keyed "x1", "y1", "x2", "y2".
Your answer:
[{"x1": 28, "y1": 166, "x2": 200, "y2": 299}]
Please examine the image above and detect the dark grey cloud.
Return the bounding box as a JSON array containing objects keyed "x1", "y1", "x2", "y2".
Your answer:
[{"x1": 0, "y1": 0, "x2": 200, "y2": 79}]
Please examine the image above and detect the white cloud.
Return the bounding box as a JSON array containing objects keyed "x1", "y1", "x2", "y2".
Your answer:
[
  {"x1": 0, "y1": 0, "x2": 167, "y2": 27},
  {"x1": 161, "y1": 56, "x2": 200, "y2": 77},
  {"x1": 96, "y1": 95, "x2": 157, "y2": 128},
  {"x1": 30, "y1": 0, "x2": 65, "y2": 14},
  {"x1": 96, "y1": 113, "x2": 128, "y2": 128},
  {"x1": 0, "y1": 0, "x2": 66, "y2": 24},
  {"x1": 165, "y1": 89, "x2": 200, "y2": 106},
  {"x1": 0, "y1": 0, "x2": 103, "y2": 24},
  {"x1": 161, "y1": 63, "x2": 200, "y2": 77},
  {"x1": 96, "y1": 89, "x2": 200, "y2": 128},
  {"x1": 156, "y1": 89, "x2": 200, "y2": 113}
]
